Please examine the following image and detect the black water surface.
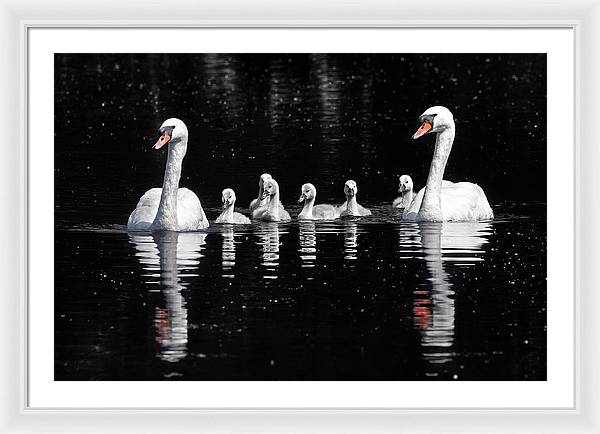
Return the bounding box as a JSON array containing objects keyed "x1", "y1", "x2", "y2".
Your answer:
[{"x1": 54, "y1": 54, "x2": 546, "y2": 380}]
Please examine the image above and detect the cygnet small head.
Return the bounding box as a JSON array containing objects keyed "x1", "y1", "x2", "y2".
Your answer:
[
  {"x1": 221, "y1": 188, "x2": 236, "y2": 209},
  {"x1": 398, "y1": 175, "x2": 413, "y2": 193},
  {"x1": 153, "y1": 118, "x2": 188, "y2": 150},
  {"x1": 259, "y1": 173, "x2": 272, "y2": 188},
  {"x1": 412, "y1": 106, "x2": 454, "y2": 140},
  {"x1": 298, "y1": 183, "x2": 316, "y2": 203},
  {"x1": 261, "y1": 179, "x2": 279, "y2": 200},
  {"x1": 344, "y1": 180, "x2": 358, "y2": 197}
]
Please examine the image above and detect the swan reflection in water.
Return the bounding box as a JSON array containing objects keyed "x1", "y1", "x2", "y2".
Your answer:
[
  {"x1": 256, "y1": 223, "x2": 281, "y2": 280},
  {"x1": 411, "y1": 221, "x2": 491, "y2": 378},
  {"x1": 220, "y1": 225, "x2": 236, "y2": 278},
  {"x1": 343, "y1": 220, "x2": 359, "y2": 261},
  {"x1": 298, "y1": 221, "x2": 317, "y2": 267},
  {"x1": 129, "y1": 231, "x2": 206, "y2": 363}
]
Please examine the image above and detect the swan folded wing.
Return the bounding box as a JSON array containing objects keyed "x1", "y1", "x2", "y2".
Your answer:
[
  {"x1": 441, "y1": 182, "x2": 493, "y2": 221},
  {"x1": 135, "y1": 188, "x2": 162, "y2": 208},
  {"x1": 312, "y1": 204, "x2": 339, "y2": 219},
  {"x1": 234, "y1": 212, "x2": 251, "y2": 224},
  {"x1": 279, "y1": 209, "x2": 292, "y2": 221},
  {"x1": 127, "y1": 188, "x2": 162, "y2": 230},
  {"x1": 176, "y1": 188, "x2": 209, "y2": 230},
  {"x1": 214, "y1": 213, "x2": 227, "y2": 224}
]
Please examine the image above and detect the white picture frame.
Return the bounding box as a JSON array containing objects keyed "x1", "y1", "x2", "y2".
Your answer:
[{"x1": 1, "y1": 0, "x2": 596, "y2": 432}]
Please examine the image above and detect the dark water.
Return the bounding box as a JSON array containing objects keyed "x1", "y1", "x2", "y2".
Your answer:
[{"x1": 54, "y1": 54, "x2": 546, "y2": 380}]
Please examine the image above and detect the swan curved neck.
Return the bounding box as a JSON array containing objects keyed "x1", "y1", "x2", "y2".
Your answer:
[
  {"x1": 267, "y1": 191, "x2": 280, "y2": 218},
  {"x1": 418, "y1": 126, "x2": 454, "y2": 221},
  {"x1": 346, "y1": 195, "x2": 359, "y2": 214},
  {"x1": 152, "y1": 139, "x2": 187, "y2": 230},
  {"x1": 221, "y1": 204, "x2": 234, "y2": 220},
  {"x1": 301, "y1": 198, "x2": 315, "y2": 216}
]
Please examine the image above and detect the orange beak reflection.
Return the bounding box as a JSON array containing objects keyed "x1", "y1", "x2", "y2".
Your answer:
[
  {"x1": 412, "y1": 121, "x2": 432, "y2": 139},
  {"x1": 153, "y1": 132, "x2": 171, "y2": 150}
]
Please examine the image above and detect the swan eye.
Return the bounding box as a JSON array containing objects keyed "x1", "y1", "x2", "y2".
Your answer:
[
  {"x1": 158, "y1": 125, "x2": 175, "y2": 136},
  {"x1": 417, "y1": 114, "x2": 437, "y2": 128}
]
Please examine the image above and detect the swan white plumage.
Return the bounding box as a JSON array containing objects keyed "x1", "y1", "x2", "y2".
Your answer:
[
  {"x1": 338, "y1": 180, "x2": 371, "y2": 217},
  {"x1": 297, "y1": 183, "x2": 340, "y2": 220},
  {"x1": 127, "y1": 118, "x2": 209, "y2": 231},
  {"x1": 392, "y1": 175, "x2": 415, "y2": 209},
  {"x1": 253, "y1": 178, "x2": 291, "y2": 222},
  {"x1": 215, "y1": 188, "x2": 251, "y2": 224},
  {"x1": 402, "y1": 106, "x2": 493, "y2": 222},
  {"x1": 249, "y1": 173, "x2": 272, "y2": 212}
]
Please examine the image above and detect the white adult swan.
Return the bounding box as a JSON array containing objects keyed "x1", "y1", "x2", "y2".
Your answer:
[
  {"x1": 249, "y1": 173, "x2": 272, "y2": 212},
  {"x1": 253, "y1": 178, "x2": 291, "y2": 222},
  {"x1": 298, "y1": 183, "x2": 340, "y2": 220},
  {"x1": 392, "y1": 175, "x2": 415, "y2": 209},
  {"x1": 215, "y1": 188, "x2": 251, "y2": 224},
  {"x1": 403, "y1": 106, "x2": 493, "y2": 222},
  {"x1": 338, "y1": 180, "x2": 371, "y2": 217},
  {"x1": 127, "y1": 118, "x2": 209, "y2": 231}
]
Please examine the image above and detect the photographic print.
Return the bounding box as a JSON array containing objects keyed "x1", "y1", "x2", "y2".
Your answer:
[{"x1": 54, "y1": 53, "x2": 546, "y2": 381}]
